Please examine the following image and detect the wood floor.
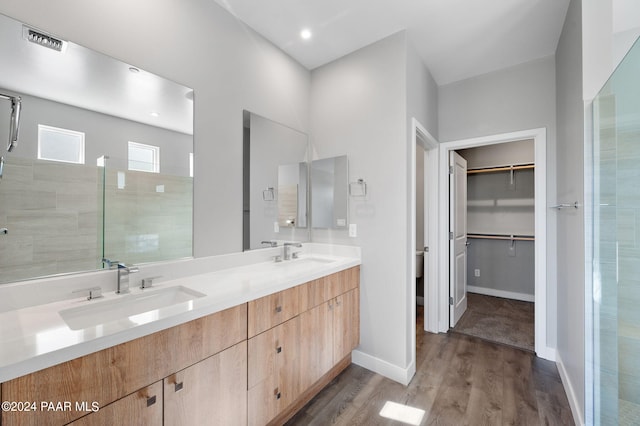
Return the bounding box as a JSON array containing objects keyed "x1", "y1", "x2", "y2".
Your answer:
[
  {"x1": 286, "y1": 307, "x2": 573, "y2": 425},
  {"x1": 452, "y1": 293, "x2": 535, "y2": 352}
]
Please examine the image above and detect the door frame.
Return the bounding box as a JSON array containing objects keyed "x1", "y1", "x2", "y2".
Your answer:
[
  {"x1": 435, "y1": 128, "x2": 553, "y2": 360},
  {"x1": 410, "y1": 118, "x2": 439, "y2": 377}
]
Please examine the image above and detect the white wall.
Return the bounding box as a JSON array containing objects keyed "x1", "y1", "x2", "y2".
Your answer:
[
  {"x1": 310, "y1": 31, "x2": 410, "y2": 378},
  {"x1": 309, "y1": 31, "x2": 438, "y2": 382},
  {"x1": 555, "y1": 1, "x2": 586, "y2": 424},
  {"x1": 439, "y1": 56, "x2": 558, "y2": 350},
  {"x1": 0, "y1": 0, "x2": 311, "y2": 258},
  {"x1": 583, "y1": 0, "x2": 640, "y2": 101}
]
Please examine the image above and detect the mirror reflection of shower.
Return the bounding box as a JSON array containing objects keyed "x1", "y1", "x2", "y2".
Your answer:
[{"x1": 0, "y1": 93, "x2": 22, "y2": 152}]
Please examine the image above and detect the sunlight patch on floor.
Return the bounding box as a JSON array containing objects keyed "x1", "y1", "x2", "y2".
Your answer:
[{"x1": 379, "y1": 401, "x2": 425, "y2": 425}]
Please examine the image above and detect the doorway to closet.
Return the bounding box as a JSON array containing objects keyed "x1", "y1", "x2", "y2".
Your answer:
[
  {"x1": 450, "y1": 140, "x2": 536, "y2": 352},
  {"x1": 434, "y1": 128, "x2": 552, "y2": 360}
]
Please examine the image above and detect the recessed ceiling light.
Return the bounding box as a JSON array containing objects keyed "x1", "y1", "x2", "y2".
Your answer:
[
  {"x1": 150, "y1": 112, "x2": 159, "y2": 117},
  {"x1": 300, "y1": 29, "x2": 312, "y2": 40}
]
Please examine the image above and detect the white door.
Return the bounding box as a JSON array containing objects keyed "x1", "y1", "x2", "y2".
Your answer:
[{"x1": 449, "y1": 151, "x2": 467, "y2": 327}]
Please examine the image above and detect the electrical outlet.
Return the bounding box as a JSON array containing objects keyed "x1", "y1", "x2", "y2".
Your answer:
[
  {"x1": 349, "y1": 223, "x2": 357, "y2": 238},
  {"x1": 474, "y1": 269, "x2": 480, "y2": 277}
]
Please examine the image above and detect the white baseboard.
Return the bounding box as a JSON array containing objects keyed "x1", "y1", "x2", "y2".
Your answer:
[
  {"x1": 556, "y1": 351, "x2": 585, "y2": 426},
  {"x1": 352, "y1": 350, "x2": 415, "y2": 386},
  {"x1": 467, "y1": 285, "x2": 535, "y2": 302}
]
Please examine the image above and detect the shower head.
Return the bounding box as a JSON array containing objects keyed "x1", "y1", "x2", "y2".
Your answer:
[{"x1": 7, "y1": 96, "x2": 21, "y2": 152}]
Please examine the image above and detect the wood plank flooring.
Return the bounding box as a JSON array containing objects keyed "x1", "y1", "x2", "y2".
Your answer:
[{"x1": 286, "y1": 307, "x2": 573, "y2": 425}]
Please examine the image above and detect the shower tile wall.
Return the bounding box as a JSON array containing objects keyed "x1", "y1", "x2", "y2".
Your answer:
[
  {"x1": 0, "y1": 157, "x2": 100, "y2": 283},
  {"x1": 103, "y1": 169, "x2": 192, "y2": 265},
  {"x1": 616, "y1": 125, "x2": 640, "y2": 406},
  {"x1": 595, "y1": 93, "x2": 619, "y2": 424},
  {"x1": 593, "y1": 36, "x2": 640, "y2": 424}
]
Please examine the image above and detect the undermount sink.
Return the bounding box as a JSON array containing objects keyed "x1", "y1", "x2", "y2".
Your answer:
[
  {"x1": 276, "y1": 257, "x2": 336, "y2": 267},
  {"x1": 60, "y1": 286, "x2": 206, "y2": 330}
]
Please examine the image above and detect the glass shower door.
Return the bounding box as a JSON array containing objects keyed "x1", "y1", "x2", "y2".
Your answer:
[{"x1": 592, "y1": 37, "x2": 640, "y2": 425}]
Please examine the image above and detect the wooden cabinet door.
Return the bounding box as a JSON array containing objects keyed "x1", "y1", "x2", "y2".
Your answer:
[
  {"x1": 333, "y1": 288, "x2": 360, "y2": 363},
  {"x1": 68, "y1": 381, "x2": 162, "y2": 426},
  {"x1": 299, "y1": 301, "x2": 333, "y2": 390},
  {"x1": 248, "y1": 317, "x2": 300, "y2": 426},
  {"x1": 248, "y1": 286, "x2": 300, "y2": 337},
  {"x1": 164, "y1": 341, "x2": 247, "y2": 426}
]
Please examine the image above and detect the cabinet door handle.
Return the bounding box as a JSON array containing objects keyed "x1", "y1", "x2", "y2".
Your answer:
[
  {"x1": 146, "y1": 395, "x2": 156, "y2": 407},
  {"x1": 276, "y1": 346, "x2": 282, "y2": 353},
  {"x1": 274, "y1": 388, "x2": 281, "y2": 400},
  {"x1": 175, "y1": 381, "x2": 184, "y2": 392},
  {"x1": 275, "y1": 305, "x2": 282, "y2": 313}
]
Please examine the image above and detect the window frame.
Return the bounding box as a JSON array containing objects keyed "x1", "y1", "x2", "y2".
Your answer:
[
  {"x1": 128, "y1": 141, "x2": 160, "y2": 173},
  {"x1": 37, "y1": 124, "x2": 86, "y2": 164}
]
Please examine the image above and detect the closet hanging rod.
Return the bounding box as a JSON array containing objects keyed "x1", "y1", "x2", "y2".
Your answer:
[
  {"x1": 467, "y1": 233, "x2": 535, "y2": 242},
  {"x1": 467, "y1": 163, "x2": 535, "y2": 175}
]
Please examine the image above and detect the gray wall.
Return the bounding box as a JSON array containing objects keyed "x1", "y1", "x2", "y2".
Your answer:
[
  {"x1": 1, "y1": 92, "x2": 192, "y2": 176},
  {"x1": 310, "y1": 31, "x2": 438, "y2": 376},
  {"x1": 439, "y1": 55, "x2": 558, "y2": 350},
  {"x1": 0, "y1": 0, "x2": 311, "y2": 258},
  {"x1": 310, "y1": 31, "x2": 409, "y2": 372},
  {"x1": 555, "y1": 0, "x2": 585, "y2": 422}
]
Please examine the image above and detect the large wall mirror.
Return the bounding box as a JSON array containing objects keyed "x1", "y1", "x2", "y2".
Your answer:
[
  {"x1": 242, "y1": 110, "x2": 309, "y2": 250},
  {"x1": 0, "y1": 13, "x2": 194, "y2": 284}
]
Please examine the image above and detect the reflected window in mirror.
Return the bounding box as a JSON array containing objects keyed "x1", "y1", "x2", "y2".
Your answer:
[{"x1": 37, "y1": 125, "x2": 85, "y2": 164}]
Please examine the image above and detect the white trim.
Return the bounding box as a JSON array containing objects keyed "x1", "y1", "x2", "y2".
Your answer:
[
  {"x1": 467, "y1": 286, "x2": 534, "y2": 303},
  {"x1": 409, "y1": 118, "x2": 438, "y2": 387},
  {"x1": 557, "y1": 351, "x2": 586, "y2": 426},
  {"x1": 37, "y1": 124, "x2": 86, "y2": 164},
  {"x1": 436, "y1": 128, "x2": 551, "y2": 360},
  {"x1": 352, "y1": 350, "x2": 416, "y2": 386}
]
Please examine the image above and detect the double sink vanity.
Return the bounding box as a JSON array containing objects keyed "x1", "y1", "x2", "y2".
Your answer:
[{"x1": 0, "y1": 244, "x2": 361, "y2": 426}]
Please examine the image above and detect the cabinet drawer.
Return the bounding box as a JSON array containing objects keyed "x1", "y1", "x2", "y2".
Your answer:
[
  {"x1": 327, "y1": 266, "x2": 360, "y2": 300},
  {"x1": 248, "y1": 286, "x2": 299, "y2": 337},
  {"x1": 68, "y1": 381, "x2": 162, "y2": 426}
]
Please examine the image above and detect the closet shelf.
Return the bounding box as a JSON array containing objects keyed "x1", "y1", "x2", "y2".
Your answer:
[
  {"x1": 467, "y1": 163, "x2": 535, "y2": 175},
  {"x1": 467, "y1": 233, "x2": 535, "y2": 242}
]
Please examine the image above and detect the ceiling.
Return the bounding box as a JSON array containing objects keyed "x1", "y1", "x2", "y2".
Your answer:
[
  {"x1": 215, "y1": 0, "x2": 571, "y2": 85},
  {"x1": 0, "y1": 13, "x2": 193, "y2": 135}
]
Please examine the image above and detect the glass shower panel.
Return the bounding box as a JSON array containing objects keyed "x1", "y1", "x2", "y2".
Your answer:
[
  {"x1": 102, "y1": 155, "x2": 192, "y2": 266},
  {"x1": 592, "y1": 37, "x2": 640, "y2": 425}
]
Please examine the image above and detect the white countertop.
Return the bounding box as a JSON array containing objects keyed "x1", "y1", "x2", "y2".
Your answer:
[{"x1": 0, "y1": 246, "x2": 360, "y2": 383}]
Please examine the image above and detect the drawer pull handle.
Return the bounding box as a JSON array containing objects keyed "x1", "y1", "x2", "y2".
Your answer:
[
  {"x1": 276, "y1": 346, "x2": 282, "y2": 353},
  {"x1": 175, "y1": 382, "x2": 184, "y2": 392},
  {"x1": 275, "y1": 305, "x2": 282, "y2": 313},
  {"x1": 146, "y1": 395, "x2": 156, "y2": 407}
]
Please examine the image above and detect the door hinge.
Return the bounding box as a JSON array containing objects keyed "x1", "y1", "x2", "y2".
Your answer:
[
  {"x1": 449, "y1": 165, "x2": 453, "y2": 174},
  {"x1": 424, "y1": 246, "x2": 429, "y2": 253},
  {"x1": 449, "y1": 297, "x2": 453, "y2": 305},
  {"x1": 449, "y1": 231, "x2": 453, "y2": 240}
]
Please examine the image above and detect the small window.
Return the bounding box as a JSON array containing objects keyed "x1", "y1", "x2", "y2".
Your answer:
[
  {"x1": 128, "y1": 141, "x2": 159, "y2": 173},
  {"x1": 38, "y1": 125, "x2": 85, "y2": 164}
]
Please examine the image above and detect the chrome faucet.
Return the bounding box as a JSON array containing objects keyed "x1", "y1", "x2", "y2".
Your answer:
[
  {"x1": 283, "y1": 242, "x2": 302, "y2": 260},
  {"x1": 117, "y1": 263, "x2": 139, "y2": 294},
  {"x1": 261, "y1": 240, "x2": 278, "y2": 247}
]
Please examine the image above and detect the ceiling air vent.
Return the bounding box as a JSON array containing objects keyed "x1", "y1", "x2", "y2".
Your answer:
[{"x1": 23, "y1": 26, "x2": 66, "y2": 52}]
